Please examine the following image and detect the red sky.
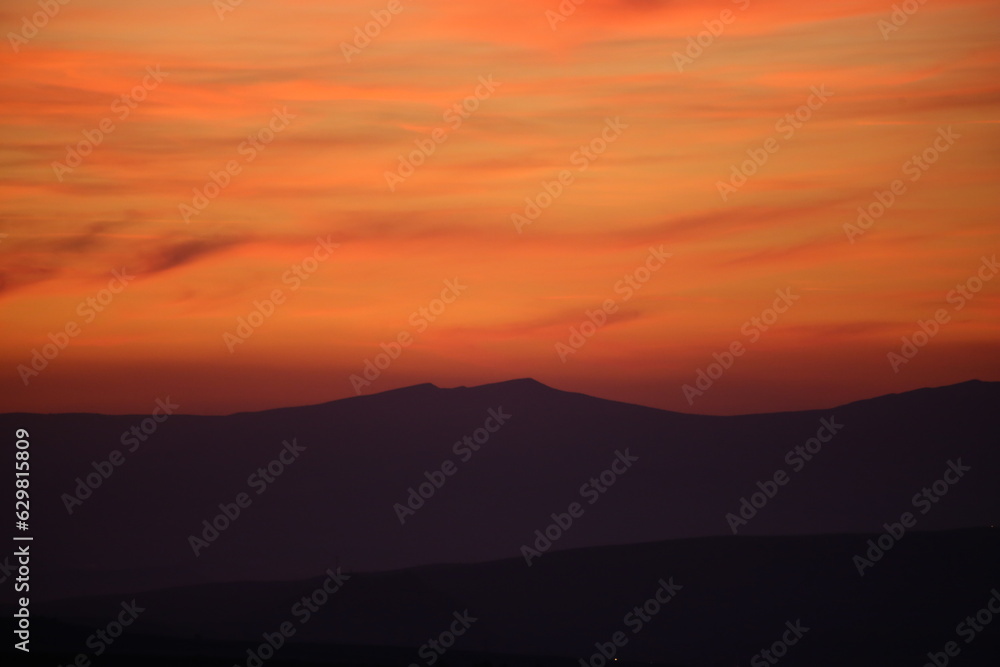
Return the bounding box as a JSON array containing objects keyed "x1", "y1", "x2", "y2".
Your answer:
[{"x1": 1, "y1": 0, "x2": 998, "y2": 415}]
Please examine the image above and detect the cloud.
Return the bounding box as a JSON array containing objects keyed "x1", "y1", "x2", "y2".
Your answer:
[{"x1": 139, "y1": 237, "x2": 247, "y2": 275}]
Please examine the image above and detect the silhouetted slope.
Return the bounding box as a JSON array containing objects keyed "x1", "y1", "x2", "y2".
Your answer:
[
  {"x1": 1, "y1": 379, "x2": 997, "y2": 599},
  {"x1": 9, "y1": 529, "x2": 1000, "y2": 666}
]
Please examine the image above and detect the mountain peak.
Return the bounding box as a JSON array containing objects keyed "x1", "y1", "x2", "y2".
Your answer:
[
  {"x1": 490, "y1": 377, "x2": 550, "y2": 389},
  {"x1": 421, "y1": 378, "x2": 553, "y2": 392}
]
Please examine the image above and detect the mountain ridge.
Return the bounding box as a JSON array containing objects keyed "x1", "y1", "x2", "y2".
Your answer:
[
  {"x1": 6, "y1": 376, "x2": 994, "y2": 418},
  {"x1": 3, "y1": 377, "x2": 995, "y2": 600},
  {"x1": 11, "y1": 528, "x2": 1000, "y2": 666}
]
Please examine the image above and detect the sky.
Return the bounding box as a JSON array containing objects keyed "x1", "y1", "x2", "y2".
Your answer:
[{"x1": 1, "y1": 0, "x2": 998, "y2": 416}]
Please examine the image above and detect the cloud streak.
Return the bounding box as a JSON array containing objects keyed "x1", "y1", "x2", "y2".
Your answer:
[{"x1": 1, "y1": 0, "x2": 997, "y2": 414}]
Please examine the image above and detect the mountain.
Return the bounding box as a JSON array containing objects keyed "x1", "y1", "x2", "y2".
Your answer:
[{"x1": 2, "y1": 378, "x2": 997, "y2": 602}]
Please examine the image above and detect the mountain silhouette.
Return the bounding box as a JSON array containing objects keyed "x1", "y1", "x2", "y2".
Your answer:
[
  {"x1": 8, "y1": 529, "x2": 1000, "y2": 666},
  {"x1": 3, "y1": 378, "x2": 996, "y2": 603}
]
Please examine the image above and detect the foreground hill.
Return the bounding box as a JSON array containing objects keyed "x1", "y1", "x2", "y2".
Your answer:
[{"x1": 6, "y1": 529, "x2": 999, "y2": 666}]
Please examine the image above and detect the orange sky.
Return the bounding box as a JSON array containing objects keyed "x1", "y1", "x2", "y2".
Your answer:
[{"x1": 1, "y1": 0, "x2": 998, "y2": 415}]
